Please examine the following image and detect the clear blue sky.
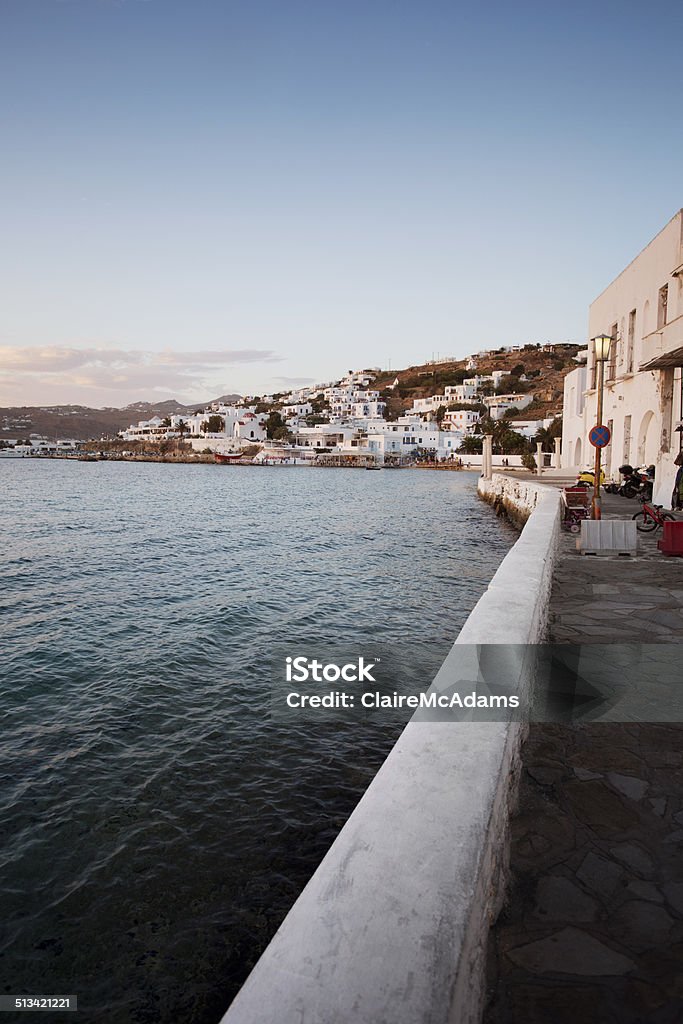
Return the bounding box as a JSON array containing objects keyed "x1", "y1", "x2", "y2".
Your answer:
[{"x1": 1, "y1": 0, "x2": 682, "y2": 406}]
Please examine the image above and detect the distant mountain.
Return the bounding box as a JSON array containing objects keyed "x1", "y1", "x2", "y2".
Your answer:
[
  {"x1": 0, "y1": 395, "x2": 243, "y2": 441},
  {"x1": 206, "y1": 394, "x2": 243, "y2": 407}
]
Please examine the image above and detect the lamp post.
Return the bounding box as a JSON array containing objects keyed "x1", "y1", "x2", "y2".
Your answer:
[{"x1": 591, "y1": 333, "x2": 613, "y2": 519}]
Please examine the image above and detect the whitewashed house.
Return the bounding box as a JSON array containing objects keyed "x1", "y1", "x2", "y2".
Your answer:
[
  {"x1": 443, "y1": 383, "x2": 478, "y2": 403},
  {"x1": 411, "y1": 394, "x2": 447, "y2": 413},
  {"x1": 233, "y1": 412, "x2": 266, "y2": 441},
  {"x1": 351, "y1": 399, "x2": 386, "y2": 418},
  {"x1": 120, "y1": 416, "x2": 176, "y2": 441},
  {"x1": 442, "y1": 408, "x2": 481, "y2": 432},
  {"x1": 283, "y1": 403, "x2": 313, "y2": 419},
  {"x1": 293, "y1": 424, "x2": 357, "y2": 448},
  {"x1": 505, "y1": 417, "x2": 557, "y2": 440},
  {"x1": 483, "y1": 393, "x2": 534, "y2": 420}
]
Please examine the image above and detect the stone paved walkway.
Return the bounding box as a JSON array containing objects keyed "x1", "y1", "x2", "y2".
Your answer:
[
  {"x1": 549, "y1": 493, "x2": 683, "y2": 644},
  {"x1": 485, "y1": 492, "x2": 683, "y2": 1024}
]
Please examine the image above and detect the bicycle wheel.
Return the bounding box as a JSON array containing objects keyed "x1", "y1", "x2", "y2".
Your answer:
[
  {"x1": 662, "y1": 513, "x2": 676, "y2": 524},
  {"x1": 632, "y1": 510, "x2": 657, "y2": 532}
]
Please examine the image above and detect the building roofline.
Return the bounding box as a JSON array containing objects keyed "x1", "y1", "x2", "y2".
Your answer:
[{"x1": 590, "y1": 209, "x2": 683, "y2": 308}]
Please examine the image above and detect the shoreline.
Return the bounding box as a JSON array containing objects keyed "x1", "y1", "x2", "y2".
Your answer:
[{"x1": 9, "y1": 452, "x2": 475, "y2": 470}]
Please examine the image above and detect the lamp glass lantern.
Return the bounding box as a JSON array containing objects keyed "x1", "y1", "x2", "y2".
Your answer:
[{"x1": 592, "y1": 333, "x2": 613, "y2": 362}]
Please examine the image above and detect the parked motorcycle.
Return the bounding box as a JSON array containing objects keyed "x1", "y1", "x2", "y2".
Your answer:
[{"x1": 617, "y1": 464, "x2": 654, "y2": 500}]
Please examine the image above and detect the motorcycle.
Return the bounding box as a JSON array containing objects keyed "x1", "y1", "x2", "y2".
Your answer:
[{"x1": 617, "y1": 464, "x2": 653, "y2": 500}]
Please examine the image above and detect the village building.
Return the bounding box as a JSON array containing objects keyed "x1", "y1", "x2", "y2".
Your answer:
[
  {"x1": 482, "y1": 393, "x2": 534, "y2": 420},
  {"x1": 561, "y1": 209, "x2": 683, "y2": 505},
  {"x1": 442, "y1": 408, "x2": 481, "y2": 432}
]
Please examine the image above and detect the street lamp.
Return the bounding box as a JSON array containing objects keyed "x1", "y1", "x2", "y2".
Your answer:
[{"x1": 591, "y1": 333, "x2": 613, "y2": 519}]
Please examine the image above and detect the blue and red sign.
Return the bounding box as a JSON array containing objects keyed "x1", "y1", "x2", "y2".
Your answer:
[{"x1": 589, "y1": 424, "x2": 611, "y2": 448}]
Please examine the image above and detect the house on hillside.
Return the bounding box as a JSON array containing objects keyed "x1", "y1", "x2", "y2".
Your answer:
[{"x1": 483, "y1": 393, "x2": 534, "y2": 420}]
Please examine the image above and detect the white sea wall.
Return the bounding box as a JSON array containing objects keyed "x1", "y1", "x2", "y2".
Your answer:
[
  {"x1": 220, "y1": 475, "x2": 562, "y2": 1024},
  {"x1": 477, "y1": 472, "x2": 548, "y2": 527}
]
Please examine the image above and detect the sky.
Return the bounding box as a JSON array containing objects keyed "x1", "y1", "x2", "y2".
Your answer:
[{"x1": 1, "y1": 0, "x2": 682, "y2": 408}]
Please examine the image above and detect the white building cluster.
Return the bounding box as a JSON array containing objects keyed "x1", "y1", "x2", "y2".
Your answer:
[
  {"x1": 0, "y1": 439, "x2": 84, "y2": 457},
  {"x1": 118, "y1": 361, "x2": 545, "y2": 463},
  {"x1": 263, "y1": 368, "x2": 541, "y2": 461},
  {"x1": 120, "y1": 404, "x2": 268, "y2": 448},
  {"x1": 561, "y1": 209, "x2": 683, "y2": 506},
  {"x1": 276, "y1": 370, "x2": 468, "y2": 460}
]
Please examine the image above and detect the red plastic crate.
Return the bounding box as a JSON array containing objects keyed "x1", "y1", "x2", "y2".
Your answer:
[{"x1": 657, "y1": 520, "x2": 683, "y2": 556}]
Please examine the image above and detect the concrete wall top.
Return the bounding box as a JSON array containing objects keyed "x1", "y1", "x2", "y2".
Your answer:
[{"x1": 220, "y1": 474, "x2": 561, "y2": 1024}]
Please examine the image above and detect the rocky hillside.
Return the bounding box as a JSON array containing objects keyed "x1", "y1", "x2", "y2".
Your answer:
[{"x1": 372, "y1": 344, "x2": 582, "y2": 421}]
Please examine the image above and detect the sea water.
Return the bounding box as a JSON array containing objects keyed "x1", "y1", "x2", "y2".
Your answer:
[{"x1": 0, "y1": 460, "x2": 514, "y2": 1023}]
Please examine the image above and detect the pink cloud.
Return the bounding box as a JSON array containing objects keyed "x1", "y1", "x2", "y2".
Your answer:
[{"x1": 0, "y1": 344, "x2": 283, "y2": 407}]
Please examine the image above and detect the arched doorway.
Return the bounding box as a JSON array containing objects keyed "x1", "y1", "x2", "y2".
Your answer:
[
  {"x1": 574, "y1": 437, "x2": 582, "y2": 465},
  {"x1": 636, "y1": 410, "x2": 656, "y2": 465}
]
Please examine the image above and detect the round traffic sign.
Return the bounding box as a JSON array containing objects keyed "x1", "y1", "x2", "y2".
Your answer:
[{"x1": 589, "y1": 424, "x2": 611, "y2": 448}]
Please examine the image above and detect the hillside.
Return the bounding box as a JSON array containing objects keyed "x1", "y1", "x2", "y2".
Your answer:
[
  {"x1": 0, "y1": 395, "x2": 242, "y2": 442},
  {"x1": 372, "y1": 344, "x2": 582, "y2": 421},
  {"x1": 1, "y1": 345, "x2": 581, "y2": 442}
]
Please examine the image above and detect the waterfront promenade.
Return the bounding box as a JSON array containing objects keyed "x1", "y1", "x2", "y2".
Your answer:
[
  {"x1": 485, "y1": 493, "x2": 683, "y2": 1024},
  {"x1": 218, "y1": 476, "x2": 682, "y2": 1024}
]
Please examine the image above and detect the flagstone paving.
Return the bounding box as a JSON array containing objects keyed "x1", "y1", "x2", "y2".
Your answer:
[{"x1": 485, "y1": 493, "x2": 683, "y2": 1024}]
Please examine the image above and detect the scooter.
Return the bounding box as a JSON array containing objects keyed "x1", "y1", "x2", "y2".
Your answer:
[{"x1": 575, "y1": 467, "x2": 605, "y2": 489}]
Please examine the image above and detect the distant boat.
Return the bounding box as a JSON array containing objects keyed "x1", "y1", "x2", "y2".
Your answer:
[
  {"x1": 365, "y1": 464, "x2": 382, "y2": 471},
  {"x1": 214, "y1": 451, "x2": 244, "y2": 464}
]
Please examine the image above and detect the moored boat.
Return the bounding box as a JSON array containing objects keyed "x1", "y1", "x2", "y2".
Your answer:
[{"x1": 214, "y1": 451, "x2": 245, "y2": 464}]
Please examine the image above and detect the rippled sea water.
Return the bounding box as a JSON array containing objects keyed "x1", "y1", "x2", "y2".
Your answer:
[{"x1": 0, "y1": 460, "x2": 514, "y2": 1023}]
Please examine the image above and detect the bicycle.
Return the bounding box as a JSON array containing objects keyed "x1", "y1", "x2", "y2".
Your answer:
[{"x1": 632, "y1": 498, "x2": 677, "y2": 533}]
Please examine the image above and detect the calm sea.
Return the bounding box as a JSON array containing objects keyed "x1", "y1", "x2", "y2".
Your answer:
[{"x1": 0, "y1": 460, "x2": 514, "y2": 1023}]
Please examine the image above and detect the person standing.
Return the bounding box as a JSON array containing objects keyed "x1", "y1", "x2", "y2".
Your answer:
[{"x1": 671, "y1": 453, "x2": 683, "y2": 510}]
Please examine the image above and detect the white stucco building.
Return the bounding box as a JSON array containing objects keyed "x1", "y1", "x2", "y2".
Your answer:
[
  {"x1": 561, "y1": 210, "x2": 683, "y2": 505},
  {"x1": 283, "y1": 403, "x2": 313, "y2": 419},
  {"x1": 482, "y1": 393, "x2": 534, "y2": 420},
  {"x1": 120, "y1": 415, "x2": 176, "y2": 441},
  {"x1": 442, "y1": 408, "x2": 480, "y2": 432},
  {"x1": 293, "y1": 424, "x2": 358, "y2": 448},
  {"x1": 506, "y1": 416, "x2": 557, "y2": 440},
  {"x1": 411, "y1": 394, "x2": 448, "y2": 413},
  {"x1": 410, "y1": 373, "x2": 515, "y2": 416}
]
